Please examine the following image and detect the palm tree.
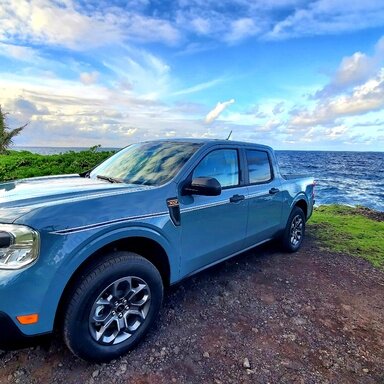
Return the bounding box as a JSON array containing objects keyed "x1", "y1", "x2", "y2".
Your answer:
[{"x1": 0, "y1": 106, "x2": 28, "y2": 154}]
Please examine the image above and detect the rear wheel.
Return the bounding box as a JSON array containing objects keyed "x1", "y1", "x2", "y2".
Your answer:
[
  {"x1": 282, "y1": 206, "x2": 305, "y2": 252},
  {"x1": 63, "y1": 252, "x2": 163, "y2": 362}
]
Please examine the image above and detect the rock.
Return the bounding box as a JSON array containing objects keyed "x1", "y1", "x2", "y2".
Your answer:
[
  {"x1": 283, "y1": 333, "x2": 297, "y2": 342},
  {"x1": 14, "y1": 369, "x2": 26, "y2": 378},
  {"x1": 173, "y1": 346, "x2": 180, "y2": 355},
  {"x1": 243, "y1": 358, "x2": 251, "y2": 368},
  {"x1": 203, "y1": 352, "x2": 210, "y2": 358},
  {"x1": 120, "y1": 363, "x2": 127, "y2": 373},
  {"x1": 292, "y1": 317, "x2": 307, "y2": 326},
  {"x1": 92, "y1": 370, "x2": 100, "y2": 378},
  {"x1": 246, "y1": 369, "x2": 255, "y2": 375},
  {"x1": 363, "y1": 368, "x2": 369, "y2": 373}
]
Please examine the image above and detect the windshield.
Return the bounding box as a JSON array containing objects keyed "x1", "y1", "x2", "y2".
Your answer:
[{"x1": 90, "y1": 141, "x2": 202, "y2": 186}]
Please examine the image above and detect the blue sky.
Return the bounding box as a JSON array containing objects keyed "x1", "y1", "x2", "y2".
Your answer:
[{"x1": 0, "y1": 0, "x2": 384, "y2": 151}]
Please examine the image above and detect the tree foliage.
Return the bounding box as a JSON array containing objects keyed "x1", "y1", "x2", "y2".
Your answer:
[{"x1": 0, "y1": 106, "x2": 28, "y2": 154}]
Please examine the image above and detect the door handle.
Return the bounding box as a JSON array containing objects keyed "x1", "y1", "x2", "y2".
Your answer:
[
  {"x1": 269, "y1": 187, "x2": 280, "y2": 194},
  {"x1": 230, "y1": 194, "x2": 245, "y2": 203}
]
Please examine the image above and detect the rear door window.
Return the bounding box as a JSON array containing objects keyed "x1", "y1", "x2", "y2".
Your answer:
[{"x1": 246, "y1": 150, "x2": 272, "y2": 184}]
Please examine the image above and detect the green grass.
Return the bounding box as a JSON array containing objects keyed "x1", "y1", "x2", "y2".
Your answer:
[
  {"x1": 308, "y1": 205, "x2": 384, "y2": 268},
  {"x1": 0, "y1": 147, "x2": 116, "y2": 182}
]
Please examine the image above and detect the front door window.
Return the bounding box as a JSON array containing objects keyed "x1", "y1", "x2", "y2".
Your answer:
[{"x1": 192, "y1": 149, "x2": 239, "y2": 188}]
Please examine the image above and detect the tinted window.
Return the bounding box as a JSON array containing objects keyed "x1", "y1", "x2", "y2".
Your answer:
[
  {"x1": 246, "y1": 150, "x2": 272, "y2": 184},
  {"x1": 192, "y1": 149, "x2": 239, "y2": 188},
  {"x1": 90, "y1": 141, "x2": 202, "y2": 186}
]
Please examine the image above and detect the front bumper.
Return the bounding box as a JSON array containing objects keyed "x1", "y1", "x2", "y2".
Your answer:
[{"x1": 0, "y1": 312, "x2": 50, "y2": 350}]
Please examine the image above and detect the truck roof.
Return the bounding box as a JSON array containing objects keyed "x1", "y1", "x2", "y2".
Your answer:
[{"x1": 140, "y1": 138, "x2": 274, "y2": 152}]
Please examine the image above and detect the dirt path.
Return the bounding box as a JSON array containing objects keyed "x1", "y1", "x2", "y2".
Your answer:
[{"x1": 1, "y1": 231, "x2": 383, "y2": 384}]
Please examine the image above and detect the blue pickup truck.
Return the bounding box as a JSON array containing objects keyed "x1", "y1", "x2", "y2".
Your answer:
[{"x1": 0, "y1": 139, "x2": 314, "y2": 362}]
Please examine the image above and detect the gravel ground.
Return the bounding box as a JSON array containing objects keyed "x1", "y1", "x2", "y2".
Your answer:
[{"x1": 1, "y1": 229, "x2": 383, "y2": 384}]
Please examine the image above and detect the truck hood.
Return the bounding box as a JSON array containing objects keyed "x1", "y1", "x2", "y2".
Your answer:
[{"x1": 0, "y1": 174, "x2": 152, "y2": 222}]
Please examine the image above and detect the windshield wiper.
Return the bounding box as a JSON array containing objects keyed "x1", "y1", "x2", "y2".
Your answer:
[{"x1": 96, "y1": 175, "x2": 122, "y2": 183}]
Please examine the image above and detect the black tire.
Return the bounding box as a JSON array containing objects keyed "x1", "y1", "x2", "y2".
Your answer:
[
  {"x1": 63, "y1": 252, "x2": 163, "y2": 362},
  {"x1": 282, "y1": 206, "x2": 306, "y2": 252}
]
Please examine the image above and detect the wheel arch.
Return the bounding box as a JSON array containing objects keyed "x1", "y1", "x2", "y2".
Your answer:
[
  {"x1": 54, "y1": 236, "x2": 171, "y2": 331},
  {"x1": 294, "y1": 198, "x2": 308, "y2": 219}
]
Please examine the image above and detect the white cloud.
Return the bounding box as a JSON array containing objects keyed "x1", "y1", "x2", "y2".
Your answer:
[
  {"x1": 315, "y1": 35, "x2": 384, "y2": 97},
  {"x1": 190, "y1": 17, "x2": 211, "y2": 35},
  {"x1": 102, "y1": 48, "x2": 171, "y2": 100},
  {"x1": 123, "y1": 13, "x2": 180, "y2": 45},
  {"x1": 0, "y1": 0, "x2": 180, "y2": 51},
  {"x1": 272, "y1": 102, "x2": 285, "y2": 115},
  {"x1": 0, "y1": 0, "x2": 122, "y2": 50},
  {"x1": 0, "y1": 43, "x2": 40, "y2": 62},
  {"x1": 1, "y1": 71, "x2": 216, "y2": 147},
  {"x1": 172, "y1": 78, "x2": 223, "y2": 96},
  {"x1": 267, "y1": 0, "x2": 384, "y2": 40},
  {"x1": 286, "y1": 35, "x2": 384, "y2": 132},
  {"x1": 324, "y1": 125, "x2": 348, "y2": 139},
  {"x1": 224, "y1": 18, "x2": 260, "y2": 43},
  {"x1": 80, "y1": 71, "x2": 100, "y2": 85},
  {"x1": 176, "y1": 0, "x2": 384, "y2": 44},
  {"x1": 204, "y1": 99, "x2": 235, "y2": 124},
  {"x1": 2, "y1": 0, "x2": 384, "y2": 53},
  {"x1": 290, "y1": 70, "x2": 384, "y2": 128},
  {"x1": 325, "y1": 52, "x2": 371, "y2": 88}
]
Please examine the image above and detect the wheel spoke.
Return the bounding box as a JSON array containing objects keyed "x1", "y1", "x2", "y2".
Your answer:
[
  {"x1": 94, "y1": 314, "x2": 117, "y2": 344},
  {"x1": 96, "y1": 297, "x2": 112, "y2": 306},
  {"x1": 127, "y1": 283, "x2": 147, "y2": 302},
  {"x1": 126, "y1": 305, "x2": 145, "y2": 319}
]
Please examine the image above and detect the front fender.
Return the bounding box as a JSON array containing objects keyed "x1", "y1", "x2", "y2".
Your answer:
[{"x1": 16, "y1": 223, "x2": 177, "y2": 335}]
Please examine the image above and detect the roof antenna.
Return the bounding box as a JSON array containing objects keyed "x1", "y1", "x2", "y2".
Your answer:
[{"x1": 226, "y1": 130, "x2": 232, "y2": 140}]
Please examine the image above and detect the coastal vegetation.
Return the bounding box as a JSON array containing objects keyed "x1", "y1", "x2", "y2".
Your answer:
[
  {"x1": 0, "y1": 106, "x2": 27, "y2": 154},
  {"x1": 0, "y1": 147, "x2": 115, "y2": 182},
  {"x1": 308, "y1": 205, "x2": 384, "y2": 268}
]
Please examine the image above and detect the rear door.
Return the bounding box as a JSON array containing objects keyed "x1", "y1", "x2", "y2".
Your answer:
[
  {"x1": 179, "y1": 147, "x2": 248, "y2": 276},
  {"x1": 243, "y1": 148, "x2": 283, "y2": 247}
]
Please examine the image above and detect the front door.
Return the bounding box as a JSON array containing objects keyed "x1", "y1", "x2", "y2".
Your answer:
[{"x1": 179, "y1": 148, "x2": 248, "y2": 277}]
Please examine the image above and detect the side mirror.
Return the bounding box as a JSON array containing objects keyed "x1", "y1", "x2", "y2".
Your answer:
[{"x1": 182, "y1": 177, "x2": 222, "y2": 196}]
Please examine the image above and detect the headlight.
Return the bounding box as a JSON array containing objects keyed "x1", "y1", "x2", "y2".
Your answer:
[{"x1": 0, "y1": 225, "x2": 40, "y2": 270}]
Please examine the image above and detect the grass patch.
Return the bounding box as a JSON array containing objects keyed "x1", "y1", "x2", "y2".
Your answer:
[
  {"x1": 0, "y1": 147, "x2": 116, "y2": 182},
  {"x1": 308, "y1": 205, "x2": 384, "y2": 268}
]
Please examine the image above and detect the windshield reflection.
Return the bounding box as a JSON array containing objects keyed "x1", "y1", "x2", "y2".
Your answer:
[{"x1": 90, "y1": 141, "x2": 202, "y2": 186}]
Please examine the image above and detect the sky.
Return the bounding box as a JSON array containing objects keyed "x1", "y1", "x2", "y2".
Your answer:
[{"x1": 0, "y1": 0, "x2": 384, "y2": 151}]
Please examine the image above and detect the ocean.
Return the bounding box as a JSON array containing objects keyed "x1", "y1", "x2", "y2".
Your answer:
[
  {"x1": 12, "y1": 146, "x2": 384, "y2": 212},
  {"x1": 277, "y1": 151, "x2": 384, "y2": 212}
]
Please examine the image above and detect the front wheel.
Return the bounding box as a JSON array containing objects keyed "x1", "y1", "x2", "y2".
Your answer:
[
  {"x1": 282, "y1": 206, "x2": 306, "y2": 252},
  {"x1": 63, "y1": 252, "x2": 163, "y2": 362}
]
